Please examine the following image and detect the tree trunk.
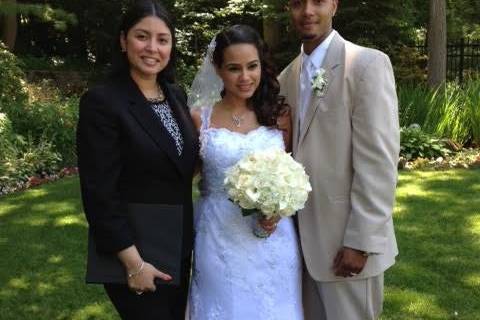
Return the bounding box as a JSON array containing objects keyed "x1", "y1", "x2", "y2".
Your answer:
[
  {"x1": 1, "y1": 0, "x2": 18, "y2": 51},
  {"x1": 263, "y1": 19, "x2": 280, "y2": 52},
  {"x1": 262, "y1": 0, "x2": 282, "y2": 52},
  {"x1": 427, "y1": 0, "x2": 447, "y2": 89}
]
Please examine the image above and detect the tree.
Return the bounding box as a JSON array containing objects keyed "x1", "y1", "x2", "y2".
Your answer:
[
  {"x1": 1, "y1": 0, "x2": 17, "y2": 50},
  {"x1": 334, "y1": 0, "x2": 417, "y2": 49},
  {"x1": 0, "y1": 1, "x2": 76, "y2": 51},
  {"x1": 262, "y1": 0, "x2": 287, "y2": 52},
  {"x1": 446, "y1": 0, "x2": 480, "y2": 40},
  {"x1": 427, "y1": 0, "x2": 447, "y2": 88}
]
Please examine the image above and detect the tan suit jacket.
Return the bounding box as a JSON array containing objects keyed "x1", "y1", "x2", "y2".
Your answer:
[{"x1": 279, "y1": 32, "x2": 400, "y2": 282}]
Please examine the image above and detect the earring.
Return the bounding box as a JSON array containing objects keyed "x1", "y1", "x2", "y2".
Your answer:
[{"x1": 121, "y1": 48, "x2": 126, "y2": 53}]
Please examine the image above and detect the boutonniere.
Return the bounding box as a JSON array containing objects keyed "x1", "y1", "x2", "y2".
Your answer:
[{"x1": 311, "y1": 68, "x2": 328, "y2": 97}]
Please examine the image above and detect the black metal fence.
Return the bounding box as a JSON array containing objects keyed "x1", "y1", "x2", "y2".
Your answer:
[{"x1": 416, "y1": 39, "x2": 480, "y2": 82}]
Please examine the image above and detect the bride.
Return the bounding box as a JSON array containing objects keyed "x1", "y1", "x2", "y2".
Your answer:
[{"x1": 187, "y1": 25, "x2": 303, "y2": 320}]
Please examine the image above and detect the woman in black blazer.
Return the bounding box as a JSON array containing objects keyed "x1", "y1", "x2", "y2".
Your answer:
[{"x1": 76, "y1": 1, "x2": 198, "y2": 319}]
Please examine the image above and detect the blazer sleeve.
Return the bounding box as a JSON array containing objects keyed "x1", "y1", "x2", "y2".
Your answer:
[
  {"x1": 343, "y1": 52, "x2": 400, "y2": 254},
  {"x1": 77, "y1": 90, "x2": 134, "y2": 254}
]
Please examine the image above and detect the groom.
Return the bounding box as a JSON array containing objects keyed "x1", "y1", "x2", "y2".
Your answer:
[{"x1": 278, "y1": 0, "x2": 400, "y2": 319}]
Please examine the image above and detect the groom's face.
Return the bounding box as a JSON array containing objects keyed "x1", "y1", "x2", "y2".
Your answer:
[{"x1": 289, "y1": 0, "x2": 337, "y2": 43}]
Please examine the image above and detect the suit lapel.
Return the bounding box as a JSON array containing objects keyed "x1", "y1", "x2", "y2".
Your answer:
[
  {"x1": 124, "y1": 76, "x2": 186, "y2": 178},
  {"x1": 297, "y1": 33, "x2": 344, "y2": 150},
  {"x1": 290, "y1": 55, "x2": 302, "y2": 155}
]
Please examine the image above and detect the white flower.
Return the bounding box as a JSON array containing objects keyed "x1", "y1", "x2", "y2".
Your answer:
[
  {"x1": 408, "y1": 123, "x2": 421, "y2": 130},
  {"x1": 311, "y1": 68, "x2": 328, "y2": 97},
  {"x1": 224, "y1": 148, "x2": 312, "y2": 219}
]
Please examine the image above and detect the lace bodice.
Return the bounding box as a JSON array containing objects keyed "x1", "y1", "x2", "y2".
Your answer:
[{"x1": 198, "y1": 106, "x2": 285, "y2": 197}]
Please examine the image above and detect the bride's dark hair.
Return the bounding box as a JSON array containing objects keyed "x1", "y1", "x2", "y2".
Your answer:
[{"x1": 212, "y1": 24, "x2": 288, "y2": 127}]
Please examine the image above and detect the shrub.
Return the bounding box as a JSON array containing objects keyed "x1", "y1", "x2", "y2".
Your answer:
[
  {"x1": 23, "y1": 98, "x2": 78, "y2": 166},
  {"x1": 424, "y1": 81, "x2": 480, "y2": 146},
  {"x1": 0, "y1": 46, "x2": 76, "y2": 194},
  {"x1": 464, "y1": 80, "x2": 480, "y2": 146},
  {"x1": 0, "y1": 42, "x2": 28, "y2": 110},
  {"x1": 0, "y1": 113, "x2": 16, "y2": 161},
  {"x1": 397, "y1": 84, "x2": 433, "y2": 128},
  {"x1": 0, "y1": 112, "x2": 62, "y2": 194},
  {"x1": 400, "y1": 125, "x2": 451, "y2": 161},
  {"x1": 398, "y1": 79, "x2": 480, "y2": 147},
  {"x1": 177, "y1": 58, "x2": 198, "y2": 93},
  {"x1": 0, "y1": 139, "x2": 62, "y2": 195},
  {"x1": 1, "y1": 82, "x2": 79, "y2": 166},
  {"x1": 392, "y1": 46, "x2": 427, "y2": 85}
]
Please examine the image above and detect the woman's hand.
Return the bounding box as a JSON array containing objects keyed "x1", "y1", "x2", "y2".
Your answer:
[
  {"x1": 127, "y1": 261, "x2": 172, "y2": 294},
  {"x1": 117, "y1": 245, "x2": 172, "y2": 294},
  {"x1": 258, "y1": 215, "x2": 280, "y2": 235}
]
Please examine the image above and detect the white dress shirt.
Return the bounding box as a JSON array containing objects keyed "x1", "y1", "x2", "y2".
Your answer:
[{"x1": 298, "y1": 30, "x2": 336, "y2": 128}]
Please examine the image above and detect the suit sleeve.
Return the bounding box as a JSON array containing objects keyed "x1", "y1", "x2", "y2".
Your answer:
[
  {"x1": 343, "y1": 52, "x2": 400, "y2": 254},
  {"x1": 77, "y1": 90, "x2": 134, "y2": 254}
]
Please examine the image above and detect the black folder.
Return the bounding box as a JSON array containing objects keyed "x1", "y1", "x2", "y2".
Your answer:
[{"x1": 85, "y1": 203, "x2": 183, "y2": 286}]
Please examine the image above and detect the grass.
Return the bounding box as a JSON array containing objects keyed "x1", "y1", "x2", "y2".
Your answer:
[
  {"x1": 0, "y1": 177, "x2": 116, "y2": 320},
  {"x1": 1, "y1": 171, "x2": 479, "y2": 319},
  {"x1": 382, "y1": 170, "x2": 480, "y2": 320}
]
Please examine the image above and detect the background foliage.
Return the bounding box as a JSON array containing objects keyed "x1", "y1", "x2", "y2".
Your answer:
[
  {"x1": 398, "y1": 79, "x2": 480, "y2": 146},
  {"x1": 1, "y1": 1, "x2": 479, "y2": 193},
  {"x1": 2, "y1": 0, "x2": 479, "y2": 84}
]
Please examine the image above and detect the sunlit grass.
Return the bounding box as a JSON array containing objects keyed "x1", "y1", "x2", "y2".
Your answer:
[
  {"x1": 382, "y1": 169, "x2": 480, "y2": 319},
  {"x1": 0, "y1": 177, "x2": 116, "y2": 320},
  {"x1": 0, "y1": 171, "x2": 479, "y2": 319}
]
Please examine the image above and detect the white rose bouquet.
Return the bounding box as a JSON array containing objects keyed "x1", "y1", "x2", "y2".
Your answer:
[{"x1": 224, "y1": 148, "x2": 312, "y2": 237}]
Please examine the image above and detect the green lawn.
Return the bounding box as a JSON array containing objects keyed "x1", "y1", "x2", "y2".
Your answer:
[
  {"x1": 0, "y1": 171, "x2": 479, "y2": 319},
  {"x1": 383, "y1": 170, "x2": 480, "y2": 320}
]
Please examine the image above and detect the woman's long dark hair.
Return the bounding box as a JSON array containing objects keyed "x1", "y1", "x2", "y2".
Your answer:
[
  {"x1": 212, "y1": 24, "x2": 288, "y2": 127},
  {"x1": 110, "y1": 0, "x2": 176, "y2": 83}
]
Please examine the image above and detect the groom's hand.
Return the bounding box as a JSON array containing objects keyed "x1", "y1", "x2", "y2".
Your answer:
[{"x1": 333, "y1": 247, "x2": 368, "y2": 278}]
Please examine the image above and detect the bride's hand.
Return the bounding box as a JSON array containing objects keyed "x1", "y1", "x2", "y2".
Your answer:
[{"x1": 258, "y1": 216, "x2": 280, "y2": 234}]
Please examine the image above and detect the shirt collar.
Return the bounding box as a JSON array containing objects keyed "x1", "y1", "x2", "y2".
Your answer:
[{"x1": 301, "y1": 30, "x2": 337, "y2": 70}]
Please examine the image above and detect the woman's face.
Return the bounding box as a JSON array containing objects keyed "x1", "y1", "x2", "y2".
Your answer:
[
  {"x1": 120, "y1": 16, "x2": 172, "y2": 80},
  {"x1": 216, "y1": 43, "x2": 261, "y2": 101}
]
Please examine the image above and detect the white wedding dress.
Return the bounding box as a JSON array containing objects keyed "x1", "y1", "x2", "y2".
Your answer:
[{"x1": 188, "y1": 106, "x2": 303, "y2": 320}]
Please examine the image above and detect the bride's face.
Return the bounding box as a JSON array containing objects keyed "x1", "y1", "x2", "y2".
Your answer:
[{"x1": 216, "y1": 43, "x2": 261, "y2": 101}]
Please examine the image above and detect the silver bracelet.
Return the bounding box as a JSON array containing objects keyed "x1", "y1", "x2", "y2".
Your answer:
[{"x1": 127, "y1": 261, "x2": 145, "y2": 278}]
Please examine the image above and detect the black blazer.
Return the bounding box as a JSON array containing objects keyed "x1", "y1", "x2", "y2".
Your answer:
[{"x1": 77, "y1": 74, "x2": 199, "y2": 264}]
